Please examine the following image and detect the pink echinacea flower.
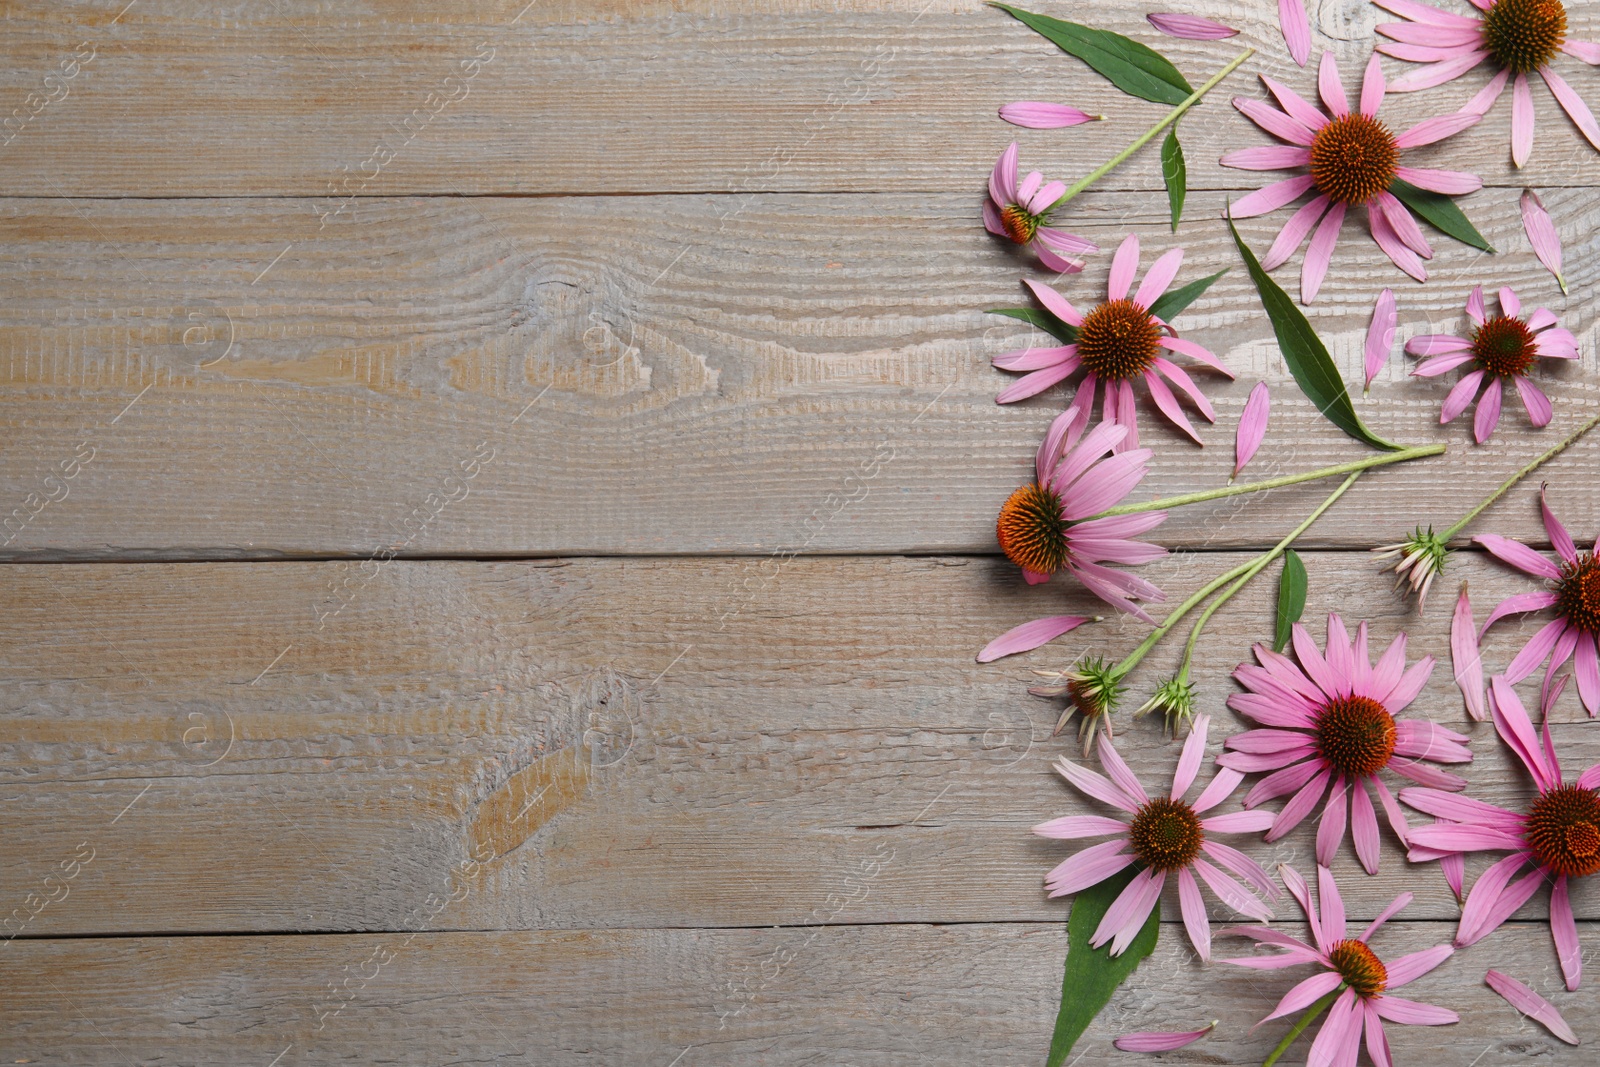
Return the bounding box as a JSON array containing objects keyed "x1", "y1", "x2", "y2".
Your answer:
[{"x1": 985, "y1": 142, "x2": 1098, "y2": 272}]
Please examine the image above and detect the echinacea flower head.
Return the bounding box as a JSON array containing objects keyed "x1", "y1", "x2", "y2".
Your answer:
[
  {"x1": 1407, "y1": 285, "x2": 1575, "y2": 443},
  {"x1": 1373, "y1": 525, "x2": 1450, "y2": 604},
  {"x1": 1036, "y1": 717, "x2": 1277, "y2": 959},
  {"x1": 1376, "y1": 0, "x2": 1600, "y2": 167},
  {"x1": 993, "y1": 236, "x2": 1233, "y2": 448},
  {"x1": 993, "y1": 417, "x2": 1168, "y2": 621},
  {"x1": 1224, "y1": 864, "x2": 1459, "y2": 1064},
  {"x1": 1031, "y1": 654, "x2": 1125, "y2": 751},
  {"x1": 1473, "y1": 486, "x2": 1600, "y2": 715},
  {"x1": 984, "y1": 142, "x2": 1098, "y2": 272},
  {"x1": 1135, "y1": 675, "x2": 1198, "y2": 733},
  {"x1": 1404, "y1": 676, "x2": 1600, "y2": 990},
  {"x1": 1222, "y1": 52, "x2": 1482, "y2": 302},
  {"x1": 1219, "y1": 613, "x2": 1471, "y2": 874}
]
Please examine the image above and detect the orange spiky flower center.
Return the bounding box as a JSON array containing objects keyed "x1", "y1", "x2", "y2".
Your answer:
[
  {"x1": 1314, "y1": 695, "x2": 1397, "y2": 778},
  {"x1": 1329, "y1": 939, "x2": 1389, "y2": 998},
  {"x1": 1128, "y1": 796, "x2": 1204, "y2": 871},
  {"x1": 1524, "y1": 783, "x2": 1600, "y2": 878},
  {"x1": 1555, "y1": 553, "x2": 1600, "y2": 634},
  {"x1": 1309, "y1": 113, "x2": 1399, "y2": 206},
  {"x1": 1471, "y1": 314, "x2": 1538, "y2": 378},
  {"x1": 1483, "y1": 0, "x2": 1567, "y2": 75},
  {"x1": 997, "y1": 482, "x2": 1067, "y2": 576},
  {"x1": 1076, "y1": 298, "x2": 1161, "y2": 381},
  {"x1": 1001, "y1": 203, "x2": 1041, "y2": 244}
]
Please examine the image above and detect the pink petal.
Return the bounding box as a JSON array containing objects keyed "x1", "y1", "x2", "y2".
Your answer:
[
  {"x1": 1201, "y1": 839, "x2": 1279, "y2": 899},
  {"x1": 1317, "y1": 864, "x2": 1346, "y2": 942},
  {"x1": 1540, "y1": 66, "x2": 1600, "y2": 152},
  {"x1": 1108, "y1": 234, "x2": 1139, "y2": 301},
  {"x1": 1135, "y1": 247, "x2": 1184, "y2": 308},
  {"x1": 1278, "y1": 863, "x2": 1325, "y2": 952},
  {"x1": 1306, "y1": 989, "x2": 1361, "y2": 1066},
  {"x1": 1481, "y1": 590, "x2": 1559, "y2": 638},
  {"x1": 1513, "y1": 73, "x2": 1535, "y2": 166},
  {"x1": 1576, "y1": 634, "x2": 1600, "y2": 716},
  {"x1": 1351, "y1": 780, "x2": 1381, "y2": 874},
  {"x1": 1202, "y1": 810, "x2": 1279, "y2": 834},
  {"x1": 1261, "y1": 75, "x2": 1330, "y2": 130},
  {"x1": 1262, "y1": 970, "x2": 1344, "y2": 1027},
  {"x1": 1467, "y1": 284, "x2": 1487, "y2": 325},
  {"x1": 1054, "y1": 756, "x2": 1139, "y2": 813},
  {"x1": 1027, "y1": 180, "x2": 1067, "y2": 216},
  {"x1": 1034, "y1": 813, "x2": 1129, "y2": 839},
  {"x1": 1221, "y1": 145, "x2": 1314, "y2": 170},
  {"x1": 1475, "y1": 534, "x2": 1562, "y2": 580},
  {"x1": 1492, "y1": 676, "x2": 1559, "y2": 790},
  {"x1": 1267, "y1": 767, "x2": 1332, "y2": 841},
  {"x1": 1473, "y1": 376, "x2": 1503, "y2": 443},
  {"x1": 1035, "y1": 405, "x2": 1086, "y2": 483},
  {"x1": 1372, "y1": 996, "x2": 1458, "y2": 1026},
  {"x1": 1036, "y1": 226, "x2": 1099, "y2": 256},
  {"x1": 1439, "y1": 369, "x2": 1484, "y2": 423},
  {"x1": 1442, "y1": 850, "x2": 1465, "y2": 900},
  {"x1": 1359, "y1": 53, "x2": 1386, "y2": 117},
  {"x1": 1364, "y1": 1002, "x2": 1394, "y2": 1067},
  {"x1": 1113, "y1": 379, "x2": 1139, "y2": 452},
  {"x1": 1156, "y1": 335, "x2": 1232, "y2": 377},
  {"x1": 978, "y1": 615, "x2": 1091, "y2": 662},
  {"x1": 1516, "y1": 377, "x2": 1553, "y2": 428},
  {"x1": 1049, "y1": 420, "x2": 1127, "y2": 494},
  {"x1": 1178, "y1": 866, "x2": 1212, "y2": 960},
  {"x1": 1280, "y1": 0, "x2": 1311, "y2": 66},
  {"x1": 983, "y1": 199, "x2": 1006, "y2": 237},
  {"x1": 1364, "y1": 289, "x2": 1397, "y2": 390},
  {"x1": 1371, "y1": 778, "x2": 1411, "y2": 847},
  {"x1": 1148, "y1": 12, "x2": 1238, "y2": 39},
  {"x1": 999, "y1": 102, "x2": 1100, "y2": 129},
  {"x1": 1319, "y1": 51, "x2": 1348, "y2": 116},
  {"x1": 1171, "y1": 713, "x2": 1210, "y2": 801},
  {"x1": 1394, "y1": 109, "x2": 1479, "y2": 147},
  {"x1": 1375, "y1": 190, "x2": 1433, "y2": 259},
  {"x1": 1358, "y1": 891, "x2": 1414, "y2": 942},
  {"x1": 1316, "y1": 778, "x2": 1349, "y2": 866},
  {"x1": 1406, "y1": 333, "x2": 1471, "y2": 356},
  {"x1": 1389, "y1": 52, "x2": 1489, "y2": 92},
  {"x1": 1097, "y1": 733, "x2": 1151, "y2": 805},
  {"x1": 1114, "y1": 1022, "x2": 1217, "y2": 1052},
  {"x1": 1505, "y1": 617, "x2": 1568, "y2": 686},
  {"x1": 1151, "y1": 358, "x2": 1217, "y2": 421},
  {"x1": 1036, "y1": 243, "x2": 1086, "y2": 274},
  {"x1": 1234, "y1": 382, "x2": 1270, "y2": 477},
  {"x1": 1521, "y1": 189, "x2": 1566, "y2": 292},
  {"x1": 1193, "y1": 856, "x2": 1274, "y2": 921},
  {"x1": 1485, "y1": 969, "x2": 1579, "y2": 1043},
  {"x1": 995, "y1": 360, "x2": 1080, "y2": 403},
  {"x1": 1018, "y1": 171, "x2": 1042, "y2": 206},
  {"x1": 1230, "y1": 175, "x2": 1317, "y2": 219},
  {"x1": 1385, "y1": 944, "x2": 1453, "y2": 988},
  {"x1": 1392, "y1": 165, "x2": 1481, "y2": 194},
  {"x1": 1540, "y1": 486, "x2": 1578, "y2": 563},
  {"x1": 1466, "y1": 868, "x2": 1546, "y2": 945},
  {"x1": 1404, "y1": 823, "x2": 1523, "y2": 852},
  {"x1": 992, "y1": 343, "x2": 1077, "y2": 371},
  {"x1": 1022, "y1": 277, "x2": 1084, "y2": 328},
  {"x1": 990, "y1": 142, "x2": 1019, "y2": 206},
  {"x1": 1044, "y1": 837, "x2": 1135, "y2": 897},
  {"x1": 1244, "y1": 759, "x2": 1322, "y2": 807},
  {"x1": 1368, "y1": 201, "x2": 1428, "y2": 283},
  {"x1": 1192, "y1": 767, "x2": 1245, "y2": 814},
  {"x1": 1059, "y1": 449, "x2": 1153, "y2": 520},
  {"x1": 1373, "y1": 0, "x2": 1481, "y2": 28},
  {"x1": 1563, "y1": 38, "x2": 1600, "y2": 64},
  {"x1": 1411, "y1": 352, "x2": 1475, "y2": 378},
  {"x1": 1534, "y1": 327, "x2": 1579, "y2": 358},
  {"x1": 1551, "y1": 875, "x2": 1581, "y2": 990},
  {"x1": 1301, "y1": 200, "x2": 1346, "y2": 304},
  {"x1": 1092, "y1": 867, "x2": 1165, "y2": 954},
  {"x1": 1234, "y1": 97, "x2": 1317, "y2": 146},
  {"x1": 1455, "y1": 852, "x2": 1536, "y2": 945},
  {"x1": 1451, "y1": 586, "x2": 1486, "y2": 721}
]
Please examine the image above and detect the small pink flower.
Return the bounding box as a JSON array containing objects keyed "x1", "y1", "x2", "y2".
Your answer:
[
  {"x1": 1147, "y1": 13, "x2": 1238, "y2": 40},
  {"x1": 1224, "y1": 865, "x2": 1459, "y2": 1064},
  {"x1": 1222, "y1": 52, "x2": 1482, "y2": 303},
  {"x1": 1406, "y1": 285, "x2": 1573, "y2": 443},
  {"x1": 1472, "y1": 486, "x2": 1600, "y2": 716},
  {"x1": 1280, "y1": 0, "x2": 1312, "y2": 66},
  {"x1": 1376, "y1": 0, "x2": 1600, "y2": 167},
  {"x1": 1037, "y1": 717, "x2": 1277, "y2": 960},
  {"x1": 999, "y1": 101, "x2": 1101, "y2": 128},
  {"x1": 1234, "y1": 382, "x2": 1270, "y2": 478},
  {"x1": 1219, "y1": 613, "x2": 1470, "y2": 874},
  {"x1": 1485, "y1": 969, "x2": 1579, "y2": 1044},
  {"x1": 984, "y1": 143, "x2": 1098, "y2": 272},
  {"x1": 1405, "y1": 676, "x2": 1600, "y2": 990},
  {"x1": 993, "y1": 235, "x2": 1233, "y2": 448},
  {"x1": 1114, "y1": 1021, "x2": 1217, "y2": 1052},
  {"x1": 1520, "y1": 188, "x2": 1568, "y2": 294},
  {"x1": 1365, "y1": 288, "x2": 1398, "y2": 392}
]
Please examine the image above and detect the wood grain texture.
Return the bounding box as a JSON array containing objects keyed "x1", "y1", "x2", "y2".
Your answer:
[
  {"x1": 1, "y1": 922, "x2": 1591, "y2": 1065},
  {"x1": 4, "y1": 552, "x2": 1597, "y2": 937},
  {"x1": 4, "y1": 1, "x2": 1600, "y2": 196},
  {"x1": 0, "y1": 189, "x2": 1595, "y2": 559}
]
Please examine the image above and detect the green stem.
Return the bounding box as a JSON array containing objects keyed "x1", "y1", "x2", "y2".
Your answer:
[
  {"x1": 1095, "y1": 443, "x2": 1444, "y2": 519},
  {"x1": 1261, "y1": 987, "x2": 1344, "y2": 1067},
  {"x1": 1045, "y1": 48, "x2": 1254, "y2": 213},
  {"x1": 1113, "y1": 557, "x2": 1259, "y2": 680},
  {"x1": 1178, "y1": 472, "x2": 1361, "y2": 679},
  {"x1": 1441, "y1": 408, "x2": 1600, "y2": 541}
]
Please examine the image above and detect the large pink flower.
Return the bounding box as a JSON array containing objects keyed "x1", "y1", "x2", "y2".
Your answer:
[
  {"x1": 1218, "y1": 613, "x2": 1471, "y2": 874},
  {"x1": 1222, "y1": 52, "x2": 1482, "y2": 303},
  {"x1": 1405, "y1": 676, "x2": 1600, "y2": 990},
  {"x1": 992, "y1": 235, "x2": 1232, "y2": 448},
  {"x1": 1224, "y1": 865, "x2": 1459, "y2": 1064},
  {"x1": 1037, "y1": 717, "x2": 1277, "y2": 960},
  {"x1": 984, "y1": 143, "x2": 1099, "y2": 273},
  {"x1": 1470, "y1": 487, "x2": 1600, "y2": 716},
  {"x1": 1376, "y1": 0, "x2": 1600, "y2": 166},
  {"x1": 1407, "y1": 285, "x2": 1577, "y2": 443}
]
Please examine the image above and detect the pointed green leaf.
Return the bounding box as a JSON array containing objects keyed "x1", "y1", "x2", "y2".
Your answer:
[
  {"x1": 1389, "y1": 178, "x2": 1494, "y2": 254},
  {"x1": 1274, "y1": 549, "x2": 1308, "y2": 653},
  {"x1": 1161, "y1": 127, "x2": 1186, "y2": 232},
  {"x1": 1147, "y1": 269, "x2": 1225, "y2": 324},
  {"x1": 1046, "y1": 866, "x2": 1160, "y2": 1067},
  {"x1": 1226, "y1": 214, "x2": 1406, "y2": 452},
  {"x1": 988, "y1": 307, "x2": 1078, "y2": 345},
  {"x1": 992, "y1": 4, "x2": 1192, "y2": 106}
]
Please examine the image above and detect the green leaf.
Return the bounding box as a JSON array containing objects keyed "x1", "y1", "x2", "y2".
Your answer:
[
  {"x1": 1389, "y1": 178, "x2": 1494, "y2": 253},
  {"x1": 988, "y1": 306, "x2": 1078, "y2": 345},
  {"x1": 1147, "y1": 268, "x2": 1225, "y2": 324},
  {"x1": 1226, "y1": 214, "x2": 1406, "y2": 452},
  {"x1": 1161, "y1": 127, "x2": 1186, "y2": 232},
  {"x1": 1274, "y1": 549, "x2": 1308, "y2": 653},
  {"x1": 992, "y1": 4, "x2": 1192, "y2": 106},
  {"x1": 1046, "y1": 866, "x2": 1161, "y2": 1067}
]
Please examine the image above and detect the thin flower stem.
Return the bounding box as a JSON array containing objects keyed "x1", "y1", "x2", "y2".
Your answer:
[
  {"x1": 1261, "y1": 987, "x2": 1344, "y2": 1067},
  {"x1": 1178, "y1": 471, "x2": 1361, "y2": 679},
  {"x1": 1441, "y1": 408, "x2": 1600, "y2": 541},
  {"x1": 1045, "y1": 48, "x2": 1255, "y2": 213},
  {"x1": 1113, "y1": 557, "x2": 1259, "y2": 680},
  {"x1": 1094, "y1": 443, "x2": 1443, "y2": 519}
]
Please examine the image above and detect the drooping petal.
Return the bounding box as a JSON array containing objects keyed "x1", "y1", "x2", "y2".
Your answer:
[
  {"x1": 992, "y1": 343, "x2": 1078, "y2": 372},
  {"x1": 1375, "y1": 191, "x2": 1433, "y2": 259},
  {"x1": 995, "y1": 361, "x2": 1080, "y2": 403},
  {"x1": 1491, "y1": 675, "x2": 1559, "y2": 789},
  {"x1": 1373, "y1": 0, "x2": 1480, "y2": 29},
  {"x1": 1261, "y1": 75, "x2": 1330, "y2": 130},
  {"x1": 1156, "y1": 335, "x2": 1233, "y2": 377},
  {"x1": 1091, "y1": 866, "x2": 1165, "y2": 955},
  {"x1": 978, "y1": 615, "x2": 1092, "y2": 662},
  {"x1": 1267, "y1": 767, "x2": 1333, "y2": 841},
  {"x1": 1364, "y1": 1002, "x2": 1393, "y2": 1067},
  {"x1": 1114, "y1": 1022, "x2": 1218, "y2": 1052},
  {"x1": 1278, "y1": 863, "x2": 1325, "y2": 952},
  {"x1": 1539, "y1": 486, "x2": 1579, "y2": 563},
  {"x1": 1201, "y1": 839, "x2": 1278, "y2": 899},
  {"x1": 1575, "y1": 634, "x2": 1600, "y2": 717},
  {"x1": 1151, "y1": 358, "x2": 1217, "y2": 421},
  {"x1": 1280, "y1": 0, "x2": 1311, "y2": 66},
  {"x1": 1193, "y1": 856, "x2": 1273, "y2": 921},
  {"x1": 1364, "y1": 289, "x2": 1397, "y2": 391},
  {"x1": 1097, "y1": 733, "x2": 1151, "y2": 805},
  {"x1": 1455, "y1": 852, "x2": 1537, "y2": 946},
  {"x1": 1563, "y1": 38, "x2": 1600, "y2": 64},
  {"x1": 999, "y1": 101, "x2": 1100, "y2": 129},
  {"x1": 1406, "y1": 334, "x2": 1471, "y2": 357},
  {"x1": 1358, "y1": 891, "x2": 1413, "y2": 943},
  {"x1": 990, "y1": 142, "x2": 1019, "y2": 207},
  {"x1": 1389, "y1": 51, "x2": 1490, "y2": 92},
  {"x1": 1485, "y1": 969, "x2": 1579, "y2": 1044},
  {"x1": 1202, "y1": 810, "x2": 1280, "y2": 834},
  {"x1": 1143, "y1": 368, "x2": 1204, "y2": 445},
  {"x1": 1234, "y1": 382, "x2": 1270, "y2": 477},
  {"x1": 1306, "y1": 989, "x2": 1361, "y2": 1067}
]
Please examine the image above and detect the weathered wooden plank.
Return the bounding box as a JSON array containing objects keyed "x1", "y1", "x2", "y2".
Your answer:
[
  {"x1": 0, "y1": 190, "x2": 1594, "y2": 559},
  {"x1": 0, "y1": 922, "x2": 1589, "y2": 1065},
  {"x1": 3, "y1": 552, "x2": 1595, "y2": 937},
  {"x1": 3, "y1": 1, "x2": 1599, "y2": 196}
]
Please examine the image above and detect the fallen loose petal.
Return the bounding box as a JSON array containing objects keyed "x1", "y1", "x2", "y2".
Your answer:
[
  {"x1": 1520, "y1": 189, "x2": 1567, "y2": 295},
  {"x1": 1114, "y1": 1021, "x2": 1218, "y2": 1052},
  {"x1": 1147, "y1": 13, "x2": 1238, "y2": 40},
  {"x1": 1365, "y1": 289, "x2": 1397, "y2": 392},
  {"x1": 978, "y1": 615, "x2": 1092, "y2": 663},
  {"x1": 1234, "y1": 382, "x2": 1270, "y2": 478},
  {"x1": 999, "y1": 101, "x2": 1101, "y2": 129},
  {"x1": 1279, "y1": 0, "x2": 1311, "y2": 66},
  {"x1": 1485, "y1": 970, "x2": 1578, "y2": 1044}
]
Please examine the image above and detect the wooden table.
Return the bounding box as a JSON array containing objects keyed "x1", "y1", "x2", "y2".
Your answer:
[{"x1": 2, "y1": 2, "x2": 1596, "y2": 1063}]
